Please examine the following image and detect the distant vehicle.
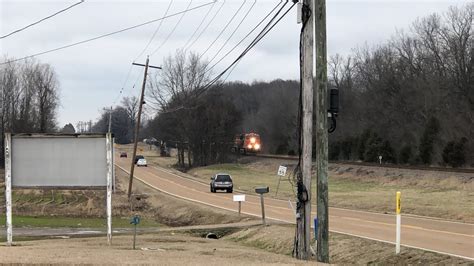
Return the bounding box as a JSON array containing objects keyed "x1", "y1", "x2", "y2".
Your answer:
[
  {"x1": 120, "y1": 152, "x2": 127, "y2": 158},
  {"x1": 134, "y1": 155, "x2": 144, "y2": 164},
  {"x1": 232, "y1": 133, "x2": 261, "y2": 154},
  {"x1": 136, "y1": 158, "x2": 147, "y2": 167},
  {"x1": 210, "y1": 173, "x2": 233, "y2": 193}
]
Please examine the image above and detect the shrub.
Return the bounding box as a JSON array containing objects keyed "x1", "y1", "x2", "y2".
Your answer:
[
  {"x1": 419, "y1": 117, "x2": 440, "y2": 165},
  {"x1": 399, "y1": 145, "x2": 412, "y2": 164},
  {"x1": 329, "y1": 141, "x2": 341, "y2": 160},
  {"x1": 442, "y1": 138, "x2": 467, "y2": 167}
]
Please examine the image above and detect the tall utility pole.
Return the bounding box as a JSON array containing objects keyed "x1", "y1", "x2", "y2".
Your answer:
[
  {"x1": 315, "y1": 0, "x2": 329, "y2": 262},
  {"x1": 295, "y1": 0, "x2": 313, "y2": 260},
  {"x1": 127, "y1": 56, "x2": 161, "y2": 199}
]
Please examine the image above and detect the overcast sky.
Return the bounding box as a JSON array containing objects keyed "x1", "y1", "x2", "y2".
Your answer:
[{"x1": 0, "y1": 0, "x2": 471, "y2": 127}]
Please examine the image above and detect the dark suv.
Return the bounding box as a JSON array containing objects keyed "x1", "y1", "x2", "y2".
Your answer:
[{"x1": 210, "y1": 173, "x2": 233, "y2": 193}]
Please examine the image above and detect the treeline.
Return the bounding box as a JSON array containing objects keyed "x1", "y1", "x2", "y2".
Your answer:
[
  {"x1": 92, "y1": 96, "x2": 139, "y2": 144},
  {"x1": 329, "y1": 4, "x2": 473, "y2": 167},
  {"x1": 142, "y1": 51, "x2": 240, "y2": 169},
  {"x1": 0, "y1": 59, "x2": 60, "y2": 166},
  {"x1": 98, "y1": 4, "x2": 472, "y2": 168}
]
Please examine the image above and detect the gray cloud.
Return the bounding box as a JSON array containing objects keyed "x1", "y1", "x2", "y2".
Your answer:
[{"x1": 1, "y1": 0, "x2": 470, "y2": 126}]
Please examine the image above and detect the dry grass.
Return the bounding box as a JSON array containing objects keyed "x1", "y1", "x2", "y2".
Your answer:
[
  {"x1": 226, "y1": 224, "x2": 471, "y2": 265},
  {"x1": 188, "y1": 159, "x2": 474, "y2": 222}
]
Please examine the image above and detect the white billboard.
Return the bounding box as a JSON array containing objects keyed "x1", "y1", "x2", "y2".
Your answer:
[
  {"x1": 4, "y1": 133, "x2": 114, "y2": 246},
  {"x1": 11, "y1": 134, "x2": 110, "y2": 188}
]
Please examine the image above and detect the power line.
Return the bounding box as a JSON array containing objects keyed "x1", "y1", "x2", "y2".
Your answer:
[
  {"x1": 0, "y1": 1, "x2": 214, "y2": 65},
  {"x1": 133, "y1": 0, "x2": 173, "y2": 62},
  {"x1": 185, "y1": 0, "x2": 226, "y2": 52},
  {"x1": 112, "y1": 0, "x2": 173, "y2": 106},
  {"x1": 182, "y1": 1, "x2": 216, "y2": 49},
  {"x1": 160, "y1": 1, "x2": 293, "y2": 114},
  {"x1": 202, "y1": 1, "x2": 295, "y2": 91},
  {"x1": 198, "y1": 0, "x2": 247, "y2": 59},
  {"x1": 1, "y1": 0, "x2": 84, "y2": 39},
  {"x1": 206, "y1": 0, "x2": 256, "y2": 66},
  {"x1": 150, "y1": 0, "x2": 193, "y2": 57},
  {"x1": 204, "y1": 0, "x2": 283, "y2": 75}
]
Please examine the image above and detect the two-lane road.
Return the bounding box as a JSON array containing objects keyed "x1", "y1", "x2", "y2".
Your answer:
[{"x1": 116, "y1": 157, "x2": 474, "y2": 260}]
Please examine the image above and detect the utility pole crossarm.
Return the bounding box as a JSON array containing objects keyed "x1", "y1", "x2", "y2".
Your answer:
[{"x1": 132, "y1": 62, "x2": 162, "y2": 69}]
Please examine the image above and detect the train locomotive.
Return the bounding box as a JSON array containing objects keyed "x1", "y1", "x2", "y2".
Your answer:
[{"x1": 232, "y1": 133, "x2": 261, "y2": 154}]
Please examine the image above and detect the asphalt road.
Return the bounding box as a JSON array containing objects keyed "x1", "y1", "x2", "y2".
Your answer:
[{"x1": 116, "y1": 157, "x2": 474, "y2": 260}]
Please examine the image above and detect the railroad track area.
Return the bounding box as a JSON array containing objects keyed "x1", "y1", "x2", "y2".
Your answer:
[{"x1": 253, "y1": 153, "x2": 474, "y2": 174}]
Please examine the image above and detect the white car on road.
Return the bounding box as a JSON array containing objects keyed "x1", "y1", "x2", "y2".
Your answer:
[{"x1": 136, "y1": 158, "x2": 147, "y2": 167}]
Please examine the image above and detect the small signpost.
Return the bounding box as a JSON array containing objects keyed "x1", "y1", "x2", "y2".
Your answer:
[
  {"x1": 130, "y1": 214, "x2": 141, "y2": 250},
  {"x1": 275, "y1": 165, "x2": 287, "y2": 196},
  {"x1": 233, "y1": 194, "x2": 246, "y2": 215},
  {"x1": 255, "y1": 187, "x2": 269, "y2": 225}
]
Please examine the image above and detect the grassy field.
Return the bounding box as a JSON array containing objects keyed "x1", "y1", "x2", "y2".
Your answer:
[
  {"x1": 188, "y1": 162, "x2": 474, "y2": 222},
  {"x1": 0, "y1": 214, "x2": 163, "y2": 228}
]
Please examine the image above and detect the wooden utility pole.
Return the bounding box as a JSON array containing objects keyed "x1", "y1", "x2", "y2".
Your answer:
[
  {"x1": 315, "y1": 0, "x2": 329, "y2": 262},
  {"x1": 127, "y1": 57, "x2": 161, "y2": 199},
  {"x1": 295, "y1": 0, "x2": 313, "y2": 260}
]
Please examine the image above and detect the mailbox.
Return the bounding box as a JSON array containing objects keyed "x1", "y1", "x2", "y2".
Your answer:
[{"x1": 255, "y1": 186, "x2": 269, "y2": 194}]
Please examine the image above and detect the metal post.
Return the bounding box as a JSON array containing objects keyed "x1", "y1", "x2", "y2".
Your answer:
[
  {"x1": 238, "y1": 201, "x2": 242, "y2": 216},
  {"x1": 275, "y1": 175, "x2": 282, "y2": 197},
  {"x1": 260, "y1": 194, "x2": 266, "y2": 225},
  {"x1": 315, "y1": 0, "x2": 329, "y2": 262},
  {"x1": 106, "y1": 133, "x2": 113, "y2": 245},
  {"x1": 108, "y1": 106, "x2": 112, "y2": 133},
  {"x1": 133, "y1": 223, "x2": 137, "y2": 250},
  {"x1": 4, "y1": 133, "x2": 12, "y2": 246},
  {"x1": 396, "y1": 191, "x2": 401, "y2": 254}
]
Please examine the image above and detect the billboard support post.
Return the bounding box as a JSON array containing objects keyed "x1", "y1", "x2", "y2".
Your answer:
[
  {"x1": 106, "y1": 133, "x2": 113, "y2": 245},
  {"x1": 4, "y1": 133, "x2": 12, "y2": 246}
]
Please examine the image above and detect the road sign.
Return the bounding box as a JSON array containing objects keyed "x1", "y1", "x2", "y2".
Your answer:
[
  {"x1": 130, "y1": 215, "x2": 141, "y2": 225},
  {"x1": 233, "y1": 195, "x2": 246, "y2": 202},
  {"x1": 277, "y1": 165, "x2": 287, "y2": 176}
]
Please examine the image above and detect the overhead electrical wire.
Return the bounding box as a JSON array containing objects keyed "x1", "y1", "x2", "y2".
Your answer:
[
  {"x1": 0, "y1": 0, "x2": 84, "y2": 39},
  {"x1": 206, "y1": 0, "x2": 256, "y2": 66},
  {"x1": 133, "y1": 0, "x2": 173, "y2": 62},
  {"x1": 185, "y1": 0, "x2": 226, "y2": 52},
  {"x1": 160, "y1": 0, "x2": 293, "y2": 114},
  {"x1": 113, "y1": 0, "x2": 174, "y2": 106},
  {"x1": 198, "y1": 0, "x2": 247, "y2": 59},
  {"x1": 0, "y1": 1, "x2": 214, "y2": 65},
  {"x1": 181, "y1": 1, "x2": 216, "y2": 49},
  {"x1": 200, "y1": 1, "x2": 295, "y2": 92},
  {"x1": 149, "y1": 0, "x2": 193, "y2": 56},
  {"x1": 204, "y1": 0, "x2": 283, "y2": 75}
]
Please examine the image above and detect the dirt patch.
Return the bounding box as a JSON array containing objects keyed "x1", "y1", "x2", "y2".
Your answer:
[
  {"x1": 0, "y1": 232, "x2": 308, "y2": 265},
  {"x1": 225, "y1": 224, "x2": 472, "y2": 265}
]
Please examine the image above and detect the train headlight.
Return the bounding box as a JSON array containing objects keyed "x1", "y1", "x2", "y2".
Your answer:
[
  {"x1": 254, "y1": 143, "x2": 260, "y2": 150},
  {"x1": 247, "y1": 144, "x2": 253, "y2": 149},
  {"x1": 250, "y1": 137, "x2": 256, "y2": 144}
]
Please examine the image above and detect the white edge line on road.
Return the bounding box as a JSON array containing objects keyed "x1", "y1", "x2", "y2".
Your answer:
[
  {"x1": 149, "y1": 164, "x2": 473, "y2": 226},
  {"x1": 116, "y1": 164, "x2": 474, "y2": 261}
]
